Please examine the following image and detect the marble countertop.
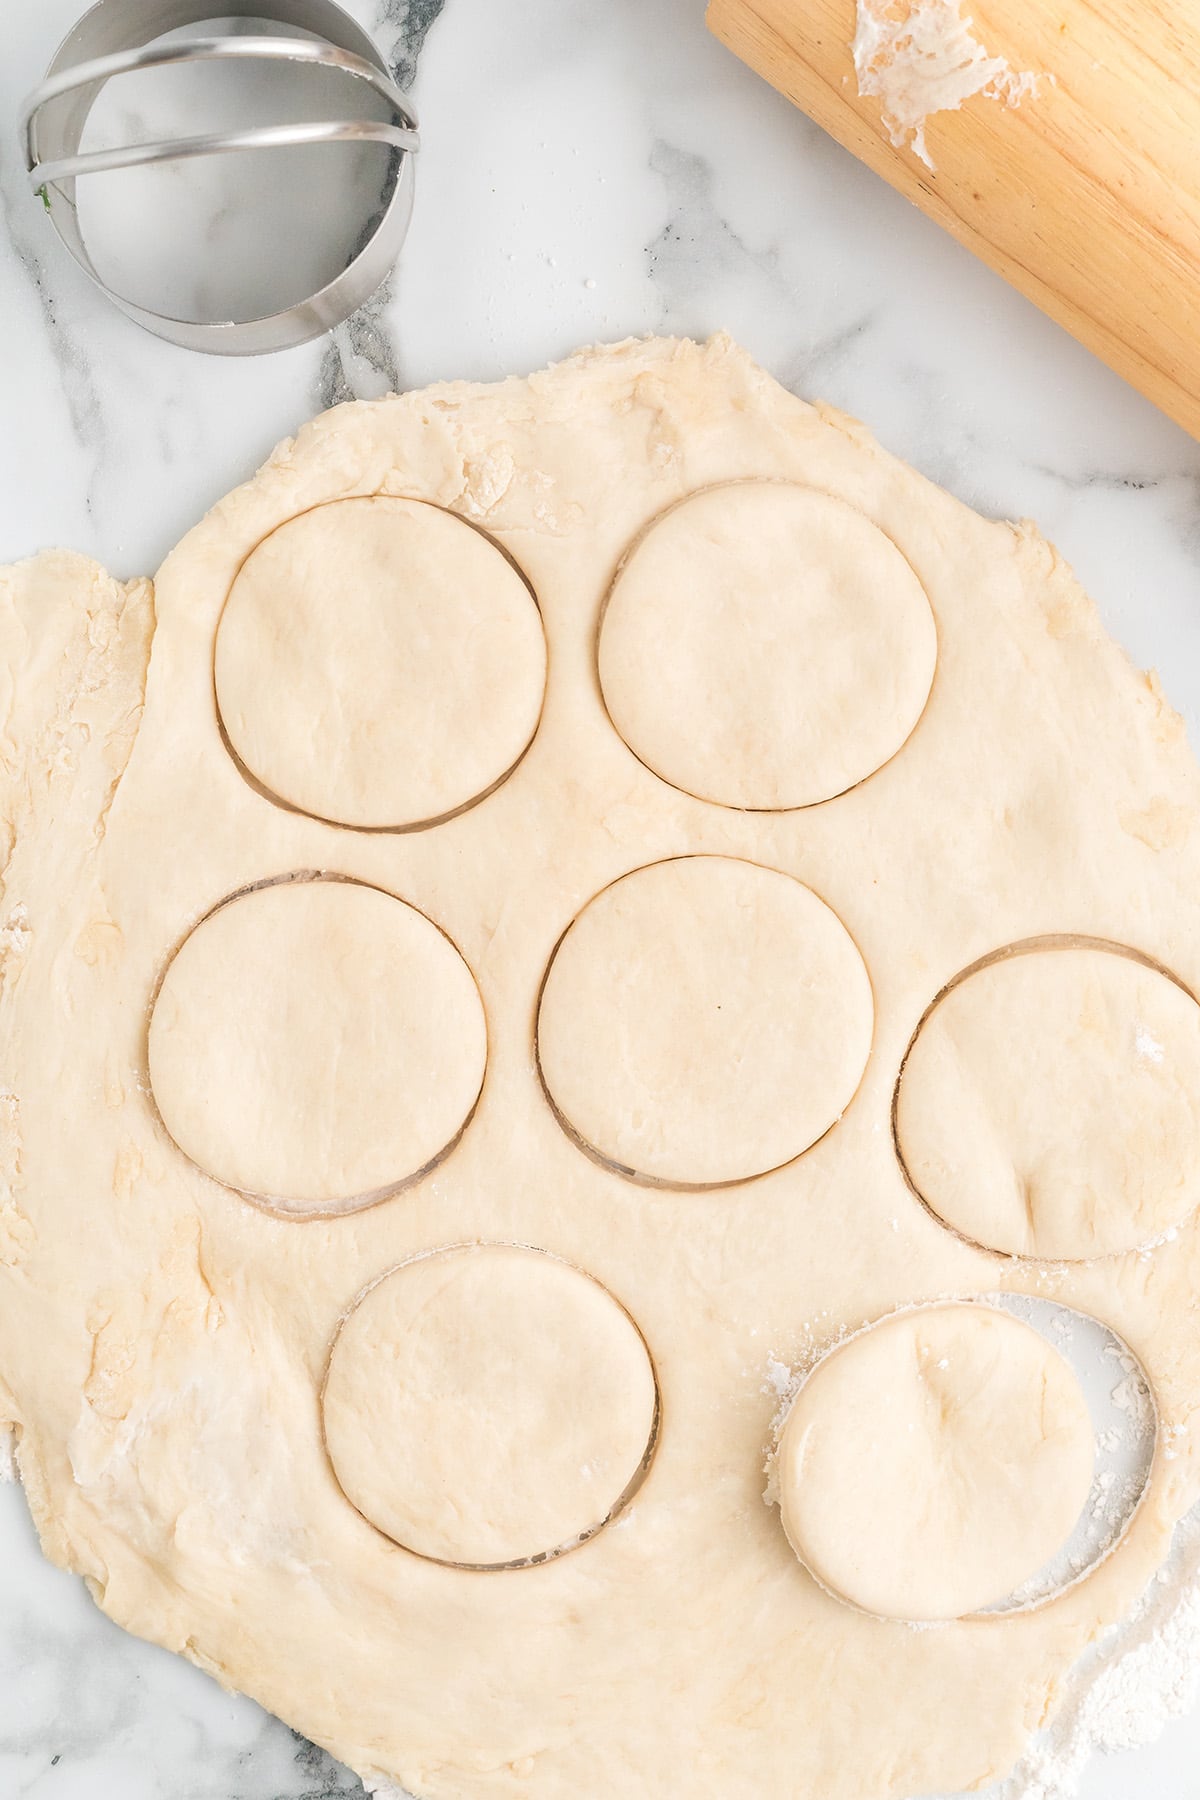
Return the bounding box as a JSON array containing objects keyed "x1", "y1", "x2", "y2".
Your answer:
[{"x1": 2, "y1": 1, "x2": 1200, "y2": 1796}]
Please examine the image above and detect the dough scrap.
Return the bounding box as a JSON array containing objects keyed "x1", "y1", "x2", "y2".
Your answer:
[
  {"x1": 214, "y1": 496, "x2": 547, "y2": 829},
  {"x1": 5, "y1": 339, "x2": 1200, "y2": 1800},
  {"x1": 322, "y1": 1244, "x2": 658, "y2": 1567},
  {"x1": 535, "y1": 855, "x2": 873, "y2": 1185},
  {"x1": 895, "y1": 941, "x2": 1200, "y2": 1259},
  {"x1": 598, "y1": 481, "x2": 937, "y2": 809},
  {"x1": 777, "y1": 1304, "x2": 1096, "y2": 1621},
  {"x1": 148, "y1": 876, "x2": 487, "y2": 1211}
]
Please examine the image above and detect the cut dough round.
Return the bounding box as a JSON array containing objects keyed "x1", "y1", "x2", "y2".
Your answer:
[
  {"x1": 598, "y1": 482, "x2": 937, "y2": 810},
  {"x1": 322, "y1": 1245, "x2": 658, "y2": 1566},
  {"x1": 214, "y1": 497, "x2": 546, "y2": 829},
  {"x1": 537, "y1": 856, "x2": 873, "y2": 1185},
  {"x1": 777, "y1": 1304, "x2": 1096, "y2": 1621},
  {"x1": 148, "y1": 877, "x2": 486, "y2": 1211},
  {"x1": 895, "y1": 941, "x2": 1200, "y2": 1259}
]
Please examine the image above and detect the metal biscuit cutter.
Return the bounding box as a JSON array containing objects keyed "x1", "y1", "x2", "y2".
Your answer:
[{"x1": 19, "y1": 0, "x2": 420, "y2": 354}]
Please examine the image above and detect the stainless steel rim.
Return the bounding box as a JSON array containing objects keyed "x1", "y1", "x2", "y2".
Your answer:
[{"x1": 21, "y1": 35, "x2": 419, "y2": 184}]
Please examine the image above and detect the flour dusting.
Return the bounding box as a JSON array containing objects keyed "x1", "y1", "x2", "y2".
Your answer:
[
  {"x1": 852, "y1": 0, "x2": 1041, "y2": 169},
  {"x1": 764, "y1": 1355, "x2": 794, "y2": 1401},
  {"x1": 762, "y1": 1302, "x2": 1200, "y2": 1794},
  {"x1": 0, "y1": 1424, "x2": 15, "y2": 1482},
  {"x1": 999, "y1": 1503, "x2": 1200, "y2": 1799}
]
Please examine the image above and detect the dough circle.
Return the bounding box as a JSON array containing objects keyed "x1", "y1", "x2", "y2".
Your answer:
[
  {"x1": 895, "y1": 941, "x2": 1200, "y2": 1260},
  {"x1": 321, "y1": 1244, "x2": 658, "y2": 1566},
  {"x1": 536, "y1": 855, "x2": 874, "y2": 1186},
  {"x1": 597, "y1": 482, "x2": 937, "y2": 810},
  {"x1": 214, "y1": 496, "x2": 547, "y2": 830},
  {"x1": 777, "y1": 1304, "x2": 1097, "y2": 1622},
  {"x1": 148, "y1": 877, "x2": 486, "y2": 1212}
]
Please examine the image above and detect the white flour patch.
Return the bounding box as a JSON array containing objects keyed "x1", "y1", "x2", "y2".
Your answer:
[
  {"x1": 851, "y1": 0, "x2": 1041, "y2": 169},
  {"x1": 770, "y1": 1297, "x2": 1200, "y2": 1796},
  {"x1": 760, "y1": 1354, "x2": 802, "y2": 1507},
  {"x1": 764, "y1": 1355, "x2": 794, "y2": 1402},
  {"x1": 0, "y1": 1424, "x2": 15, "y2": 1482},
  {"x1": 996, "y1": 1503, "x2": 1200, "y2": 1799}
]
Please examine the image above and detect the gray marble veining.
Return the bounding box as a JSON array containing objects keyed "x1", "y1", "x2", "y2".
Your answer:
[{"x1": 315, "y1": 0, "x2": 447, "y2": 407}]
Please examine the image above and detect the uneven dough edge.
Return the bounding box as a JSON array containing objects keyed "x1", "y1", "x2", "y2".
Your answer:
[{"x1": 0, "y1": 551, "x2": 154, "y2": 1562}]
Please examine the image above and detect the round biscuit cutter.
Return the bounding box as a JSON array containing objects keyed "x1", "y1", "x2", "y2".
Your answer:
[{"x1": 19, "y1": 0, "x2": 420, "y2": 354}]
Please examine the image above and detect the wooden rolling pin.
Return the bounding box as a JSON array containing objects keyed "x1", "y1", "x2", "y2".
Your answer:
[{"x1": 707, "y1": 0, "x2": 1200, "y2": 440}]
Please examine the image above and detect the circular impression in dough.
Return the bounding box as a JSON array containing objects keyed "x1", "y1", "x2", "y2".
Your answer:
[
  {"x1": 895, "y1": 939, "x2": 1200, "y2": 1260},
  {"x1": 321, "y1": 1244, "x2": 659, "y2": 1566},
  {"x1": 777, "y1": 1303, "x2": 1096, "y2": 1622},
  {"x1": 148, "y1": 876, "x2": 486, "y2": 1213},
  {"x1": 536, "y1": 855, "x2": 873, "y2": 1186},
  {"x1": 214, "y1": 496, "x2": 547, "y2": 830},
  {"x1": 597, "y1": 482, "x2": 937, "y2": 810}
]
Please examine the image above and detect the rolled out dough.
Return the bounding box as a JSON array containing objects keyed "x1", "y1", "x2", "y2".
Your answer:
[
  {"x1": 147, "y1": 875, "x2": 487, "y2": 1213},
  {"x1": 321, "y1": 1243, "x2": 658, "y2": 1567},
  {"x1": 895, "y1": 939, "x2": 1200, "y2": 1259},
  {"x1": 535, "y1": 854, "x2": 873, "y2": 1186},
  {"x1": 4, "y1": 336, "x2": 1200, "y2": 1800},
  {"x1": 598, "y1": 480, "x2": 937, "y2": 809},
  {"x1": 214, "y1": 495, "x2": 547, "y2": 830},
  {"x1": 777, "y1": 1303, "x2": 1096, "y2": 1621}
]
